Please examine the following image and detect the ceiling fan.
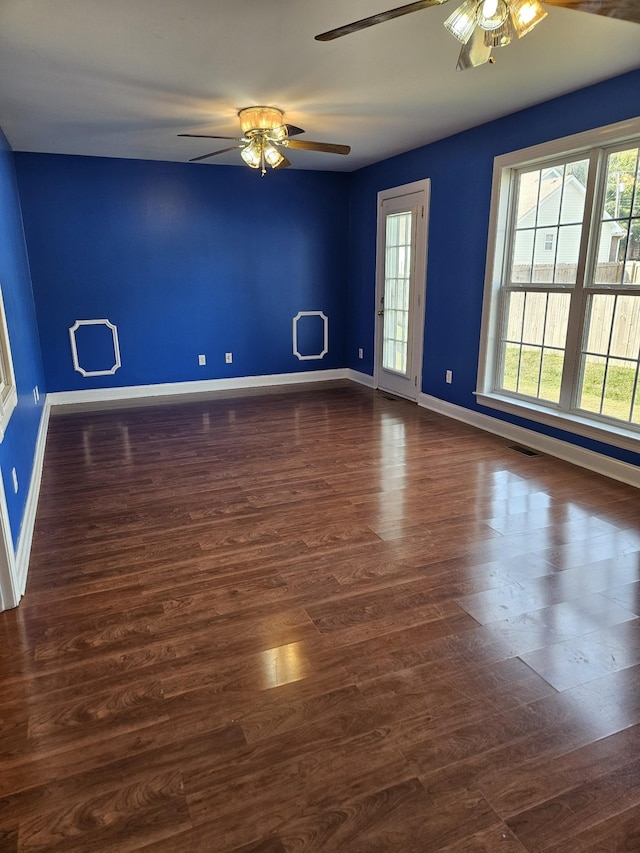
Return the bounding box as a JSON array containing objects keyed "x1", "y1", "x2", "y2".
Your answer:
[
  {"x1": 179, "y1": 106, "x2": 351, "y2": 175},
  {"x1": 315, "y1": 0, "x2": 640, "y2": 71}
]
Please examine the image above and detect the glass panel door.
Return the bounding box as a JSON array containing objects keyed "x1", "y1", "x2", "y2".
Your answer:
[
  {"x1": 375, "y1": 181, "x2": 430, "y2": 402},
  {"x1": 383, "y1": 211, "x2": 413, "y2": 376}
]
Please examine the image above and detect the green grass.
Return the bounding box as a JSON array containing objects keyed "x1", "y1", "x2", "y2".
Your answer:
[{"x1": 503, "y1": 348, "x2": 639, "y2": 422}]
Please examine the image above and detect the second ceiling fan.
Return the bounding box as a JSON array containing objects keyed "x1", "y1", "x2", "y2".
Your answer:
[
  {"x1": 179, "y1": 106, "x2": 351, "y2": 175},
  {"x1": 315, "y1": 0, "x2": 640, "y2": 71}
]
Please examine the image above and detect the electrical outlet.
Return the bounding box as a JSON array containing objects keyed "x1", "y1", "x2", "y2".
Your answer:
[
  {"x1": 11, "y1": 468, "x2": 18, "y2": 494},
  {"x1": 358, "y1": 348, "x2": 363, "y2": 359},
  {"x1": 446, "y1": 370, "x2": 453, "y2": 384},
  {"x1": 198, "y1": 354, "x2": 206, "y2": 366},
  {"x1": 225, "y1": 352, "x2": 233, "y2": 364}
]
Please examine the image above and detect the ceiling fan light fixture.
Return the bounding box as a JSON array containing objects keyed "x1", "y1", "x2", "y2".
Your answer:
[
  {"x1": 509, "y1": 0, "x2": 547, "y2": 37},
  {"x1": 269, "y1": 124, "x2": 288, "y2": 142},
  {"x1": 444, "y1": 0, "x2": 477, "y2": 44},
  {"x1": 181, "y1": 105, "x2": 348, "y2": 172},
  {"x1": 456, "y1": 27, "x2": 493, "y2": 70},
  {"x1": 484, "y1": 13, "x2": 514, "y2": 46},
  {"x1": 240, "y1": 138, "x2": 262, "y2": 169},
  {"x1": 238, "y1": 106, "x2": 284, "y2": 134},
  {"x1": 476, "y1": 0, "x2": 509, "y2": 30},
  {"x1": 263, "y1": 141, "x2": 285, "y2": 169}
]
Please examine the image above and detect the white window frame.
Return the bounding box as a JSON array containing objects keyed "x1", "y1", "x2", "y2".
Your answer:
[
  {"x1": 476, "y1": 117, "x2": 640, "y2": 454},
  {"x1": 0, "y1": 284, "x2": 17, "y2": 441}
]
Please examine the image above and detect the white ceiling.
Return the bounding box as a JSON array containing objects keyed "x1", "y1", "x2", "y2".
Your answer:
[{"x1": 0, "y1": 1, "x2": 638, "y2": 172}]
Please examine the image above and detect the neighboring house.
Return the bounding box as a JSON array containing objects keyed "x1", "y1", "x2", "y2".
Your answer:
[{"x1": 513, "y1": 167, "x2": 626, "y2": 278}]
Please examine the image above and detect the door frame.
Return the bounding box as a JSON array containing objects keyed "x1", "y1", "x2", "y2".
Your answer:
[{"x1": 374, "y1": 178, "x2": 430, "y2": 401}]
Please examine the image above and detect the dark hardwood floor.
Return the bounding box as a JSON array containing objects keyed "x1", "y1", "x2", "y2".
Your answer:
[{"x1": 2, "y1": 380, "x2": 640, "y2": 851}]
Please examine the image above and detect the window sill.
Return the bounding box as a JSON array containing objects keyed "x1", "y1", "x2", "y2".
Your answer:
[{"x1": 475, "y1": 392, "x2": 640, "y2": 455}]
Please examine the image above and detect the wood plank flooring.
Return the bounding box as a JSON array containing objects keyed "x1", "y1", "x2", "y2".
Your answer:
[{"x1": 2, "y1": 380, "x2": 640, "y2": 851}]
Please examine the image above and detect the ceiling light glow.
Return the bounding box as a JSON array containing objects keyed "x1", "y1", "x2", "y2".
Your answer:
[
  {"x1": 510, "y1": 0, "x2": 548, "y2": 36},
  {"x1": 240, "y1": 138, "x2": 262, "y2": 168},
  {"x1": 477, "y1": 0, "x2": 509, "y2": 30}
]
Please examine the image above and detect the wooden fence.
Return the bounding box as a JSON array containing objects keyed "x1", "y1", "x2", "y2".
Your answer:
[
  {"x1": 513, "y1": 260, "x2": 640, "y2": 285},
  {"x1": 510, "y1": 261, "x2": 640, "y2": 358}
]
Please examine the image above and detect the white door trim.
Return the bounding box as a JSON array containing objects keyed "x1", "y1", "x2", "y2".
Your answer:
[{"x1": 374, "y1": 178, "x2": 430, "y2": 400}]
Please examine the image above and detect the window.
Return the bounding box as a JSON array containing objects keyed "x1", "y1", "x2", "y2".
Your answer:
[
  {"x1": 0, "y1": 285, "x2": 16, "y2": 440},
  {"x1": 477, "y1": 118, "x2": 640, "y2": 452}
]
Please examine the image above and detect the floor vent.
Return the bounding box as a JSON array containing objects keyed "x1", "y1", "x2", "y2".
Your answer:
[{"x1": 508, "y1": 445, "x2": 541, "y2": 457}]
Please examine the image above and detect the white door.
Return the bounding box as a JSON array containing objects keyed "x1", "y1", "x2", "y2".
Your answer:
[{"x1": 374, "y1": 180, "x2": 429, "y2": 401}]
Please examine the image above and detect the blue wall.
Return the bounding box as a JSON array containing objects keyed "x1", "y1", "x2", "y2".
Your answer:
[
  {"x1": 15, "y1": 155, "x2": 350, "y2": 391},
  {"x1": 0, "y1": 131, "x2": 46, "y2": 544},
  {"x1": 348, "y1": 68, "x2": 640, "y2": 467}
]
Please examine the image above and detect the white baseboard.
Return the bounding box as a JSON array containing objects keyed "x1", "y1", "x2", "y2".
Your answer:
[
  {"x1": 48, "y1": 368, "x2": 350, "y2": 408},
  {"x1": 346, "y1": 368, "x2": 375, "y2": 388},
  {"x1": 419, "y1": 392, "x2": 640, "y2": 489},
  {"x1": 14, "y1": 397, "x2": 51, "y2": 598}
]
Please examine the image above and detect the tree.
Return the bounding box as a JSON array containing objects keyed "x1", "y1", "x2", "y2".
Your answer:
[{"x1": 605, "y1": 148, "x2": 640, "y2": 263}]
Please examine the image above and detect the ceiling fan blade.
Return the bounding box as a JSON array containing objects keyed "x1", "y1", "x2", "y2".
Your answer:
[
  {"x1": 274, "y1": 154, "x2": 292, "y2": 170},
  {"x1": 315, "y1": 0, "x2": 448, "y2": 40},
  {"x1": 178, "y1": 133, "x2": 244, "y2": 141},
  {"x1": 456, "y1": 28, "x2": 493, "y2": 71},
  {"x1": 543, "y1": 0, "x2": 640, "y2": 23},
  {"x1": 189, "y1": 145, "x2": 241, "y2": 163},
  {"x1": 284, "y1": 139, "x2": 351, "y2": 155},
  {"x1": 284, "y1": 124, "x2": 305, "y2": 136}
]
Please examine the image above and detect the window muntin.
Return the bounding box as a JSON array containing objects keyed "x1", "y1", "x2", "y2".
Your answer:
[{"x1": 480, "y1": 122, "x2": 640, "y2": 450}]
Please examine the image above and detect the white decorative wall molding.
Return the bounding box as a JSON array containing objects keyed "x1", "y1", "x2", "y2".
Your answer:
[
  {"x1": 419, "y1": 392, "x2": 640, "y2": 489},
  {"x1": 69, "y1": 319, "x2": 121, "y2": 377},
  {"x1": 48, "y1": 368, "x2": 350, "y2": 408},
  {"x1": 292, "y1": 311, "x2": 328, "y2": 361}
]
